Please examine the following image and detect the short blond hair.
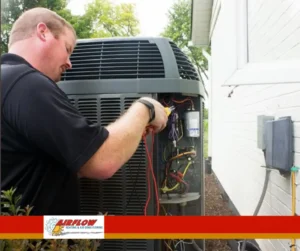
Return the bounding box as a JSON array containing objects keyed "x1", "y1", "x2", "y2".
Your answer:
[{"x1": 8, "y1": 7, "x2": 77, "y2": 48}]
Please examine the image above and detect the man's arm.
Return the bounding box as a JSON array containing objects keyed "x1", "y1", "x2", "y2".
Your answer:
[
  {"x1": 3, "y1": 72, "x2": 167, "y2": 180},
  {"x1": 79, "y1": 98, "x2": 168, "y2": 179}
]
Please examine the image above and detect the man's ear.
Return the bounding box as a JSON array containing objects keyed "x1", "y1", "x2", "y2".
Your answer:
[{"x1": 36, "y1": 22, "x2": 48, "y2": 41}]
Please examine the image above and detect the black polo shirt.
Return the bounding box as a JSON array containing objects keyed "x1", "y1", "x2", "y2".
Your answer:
[{"x1": 1, "y1": 53, "x2": 109, "y2": 215}]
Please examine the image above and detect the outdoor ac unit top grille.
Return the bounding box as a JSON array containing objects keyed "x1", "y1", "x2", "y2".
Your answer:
[
  {"x1": 61, "y1": 40, "x2": 165, "y2": 80},
  {"x1": 169, "y1": 41, "x2": 200, "y2": 81}
]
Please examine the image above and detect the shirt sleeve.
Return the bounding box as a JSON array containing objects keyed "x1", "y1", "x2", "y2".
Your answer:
[{"x1": 3, "y1": 71, "x2": 109, "y2": 173}]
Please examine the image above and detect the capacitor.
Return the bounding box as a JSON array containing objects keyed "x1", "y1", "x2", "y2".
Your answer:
[{"x1": 184, "y1": 110, "x2": 200, "y2": 137}]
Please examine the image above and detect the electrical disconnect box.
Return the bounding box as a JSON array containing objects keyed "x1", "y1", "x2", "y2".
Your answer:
[
  {"x1": 257, "y1": 115, "x2": 274, "y2": 150},
  {"x1": 265, "y1": 116, "x2": 293, "y2": 174}
]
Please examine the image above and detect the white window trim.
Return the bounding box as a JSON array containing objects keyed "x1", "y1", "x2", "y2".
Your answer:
[{"x1": 223, "y1": 0, "x2": 300, "y2": 86}]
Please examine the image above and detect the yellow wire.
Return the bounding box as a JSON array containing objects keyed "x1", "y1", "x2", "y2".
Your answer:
[
  {"x1": 160, "y1": 204, "x2": 167, "y2": 215},
  {"x1": 162, "y1": 161, "x2": 191, "y2": 191},
  {"x1": 177, "y1": 120, "x2": 183, "y2": 141},
  {"x1": 164, "y1": 240, "x2": 173, "y2": 251},
  {"x1": 169, "y1": 151, "x2": 196, "y2": 162},
  {"x1": 161, "y1": 161, "x2": 192, "y2": 193},
  {"x1": 163, "y1": 144, "x2": 169, "y2": 162}
]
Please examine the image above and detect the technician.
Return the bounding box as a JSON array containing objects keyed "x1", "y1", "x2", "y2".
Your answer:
[{"x1": 1, "y1": 7, "x2": 168, "y2": 215}]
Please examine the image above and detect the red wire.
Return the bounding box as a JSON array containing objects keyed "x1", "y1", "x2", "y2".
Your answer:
[
  {"x1": 142, "y1": 129, "x2": 160, "y2": 216},
  {"x1": 150, "y1": 131, "x2": 160, "y2": 216},
  {"x1": 143, "y1": 134, "x2": 151, "y2": 216}
]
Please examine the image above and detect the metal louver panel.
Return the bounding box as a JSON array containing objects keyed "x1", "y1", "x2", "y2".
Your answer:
[
  {"x1": 102, "y1": 241, "x2": 124, "y2": 251},
  {"x1": 169, "y1": 41, "x2": 200, "y2": 80},
  {"x1": 61, "y1": 40, "x2": 165, "y2": 80},
  {"x1": 100, "y1": 98, "x2": 121, "y2": 126},
  {"x1": 102, "y1": 240, "x2": 148, "y2": 251},
  {"x1": 126, "y1": 241, "x2": 148, "y2": 250},
  {"x1": 124, "y1": 97, "x2": 147, "y2": 215},
  {"x1": 99, "y1": 97, "x2": 124, "y2": 216},
  {"x1": 69, "y1": 98, "x2": 75, "y2": 106},
  {"x1": 68, "y1": 97, "x2": 101, "y2": 215},
  {"x1": 78, "y1": 178, "x2": 101, "y2": 215},
  {"x1": 68, "y1": 94, "x2": 153, "y2": 251},
  {"x1": 99, "y1": 95, "x2": 151, "y2": 251},
  {"x1": 78, "y1": 98, "x2": 98, "y2": 123},
  {"x1": 100, "y1": 97, "x2": 147, "y2": 216}
]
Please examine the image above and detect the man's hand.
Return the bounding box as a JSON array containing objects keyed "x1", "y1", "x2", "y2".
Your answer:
[
  {"x1": 138, "y1": 97, "x2": 168, "y2": 133},
  {"x1": 79, "y1": 96, "x2": 169, "y2": 180}
]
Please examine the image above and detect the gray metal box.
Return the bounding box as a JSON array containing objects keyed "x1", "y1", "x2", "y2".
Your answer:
[
  {"x1": 257, "y1": 115, "x2": 274, "y2": 150},
  {"x1": 265, "y1": 116, "x2": 293, "y2": 173}
]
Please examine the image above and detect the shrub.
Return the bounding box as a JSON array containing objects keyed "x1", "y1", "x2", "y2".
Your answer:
[{"x1": 1, "y1": 187, "x2": 101, "y2": 251}]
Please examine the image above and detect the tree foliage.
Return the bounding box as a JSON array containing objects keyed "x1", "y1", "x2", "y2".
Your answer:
[
  {"x1": 58, "y1": 9, "x2": 94, "y2": 39},
  {"x1": 1, "y1": 0, "x2": 139, "y2": 54},
  {"x1": 1, "y1": 0, "x2": 68, "y2": 53},
  {"x1": 85, "y1": 0, "x2": 139, "y2": 38},
  {"x1": 161, "y1": 0, "x2": 210, "y2": 72}
]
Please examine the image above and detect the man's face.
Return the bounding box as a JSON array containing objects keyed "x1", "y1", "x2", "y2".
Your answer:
[{"x1": 39, "y1": 25, "x2": 76, "y2": 82}]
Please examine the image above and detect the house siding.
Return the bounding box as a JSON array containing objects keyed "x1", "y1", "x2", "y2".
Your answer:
[
  {"x1": 210, "y1": 0, "x2": 300, "y2": 250},
  {"x1": 248, "y1": 0, "x2": 300, "y2": 62}
]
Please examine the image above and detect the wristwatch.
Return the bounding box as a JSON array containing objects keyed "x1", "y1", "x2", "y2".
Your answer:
[{"x1": 137, "y1": 99, "x2": 155, "y2": 123}]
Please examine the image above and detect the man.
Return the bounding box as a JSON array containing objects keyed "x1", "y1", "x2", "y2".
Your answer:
[{"x1": 1, "y1": 7, "x2": 168, "y2": 215}]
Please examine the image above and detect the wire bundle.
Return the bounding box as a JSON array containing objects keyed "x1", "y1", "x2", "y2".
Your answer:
[
  {"x1": 161, "y1": 155, "x2": 194, "y2": 194},
  {"x1": 163, "y1": 238, "x2": 194, "y2": 251},
  {"x1": 168, "y1": 112, "x2": 179, "y2": 143},
  {"x1": 161, "y1": 98, "x2": 197, "y2": 195}
]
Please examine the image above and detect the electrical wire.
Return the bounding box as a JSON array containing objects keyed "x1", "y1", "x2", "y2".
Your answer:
[
  {"x1": 161, "y1": 161, "x2": 192, "y2": 193},
  {"x1": 143, "y1": 131, "x2": 152, "y2": 215},
  {"x1": 164, "y1": 241, "x2": 173, "y2": 251},
  {"x1": 168, "y1": 112, "x2": 179, "y2": 142},
  {"x1": 169, "y1": 151, "x2": 196, "y2": 162},
  {"x1": 124, "y1": 155, "x2": 145, "y2": 214},
  {"x1": 191, "y1": 240, "x2": 203, "y2": 251},
  {"x1": 161, "y1": 204, "x2": 167, "y2": 215},
  {"x1": 160, "y1": 96, "x2": 202, "y2": 250},
  {"x1": 237, "y1": 241, "x2": 260, "y2": 251},
  {"x1": 171, "y1": 98, "x2": 194, "y2": 110},
  {"x1": 144, "y1": 139, "x2": 152, "y2": 216},
  {"x1": 177, "y1": 119, "x2": 184, "y2": 141},
  {"x1": 161, "y1": 145, "x2": 196, "y2": 193},
  {"x1": 161, "y1": 97, "x2": 171, "y2": 107},
  {"x1": 142, "y1": 128, "x2": 160, "y2": 216},
  {"x1": 124, "y1": 139, "x2": 148, "y2": 214},
  {"x1": 169, "y1": 172, "x2": 189, "y2": 194},
  {"x1": 240, "y1": 150, "x2": 269, "y2": 251},
  {"x1": 174, "y1": 240, "x2": 194, "y2": 250},
  {"x1": 179, "y1": 204, "x2": 203, "y2": 251}
]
